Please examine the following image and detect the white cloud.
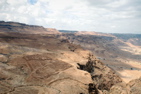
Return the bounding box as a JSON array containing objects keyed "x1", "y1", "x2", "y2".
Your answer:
[{"x1": 0, "y1": 0, "x2": 141, "y2": 33}]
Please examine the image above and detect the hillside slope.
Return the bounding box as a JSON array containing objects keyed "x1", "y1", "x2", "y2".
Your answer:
[{"x1": 0, "y1": 21, "x2": 60, "y2": 34}]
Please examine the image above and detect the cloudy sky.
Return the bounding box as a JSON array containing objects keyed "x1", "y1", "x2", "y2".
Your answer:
[{"x1": 0, "y1": 0, "x2": 141, "y2": 33}]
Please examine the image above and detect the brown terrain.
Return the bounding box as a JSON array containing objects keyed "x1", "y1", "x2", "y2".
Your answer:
[
  {"x1": 0, "y1": 21, "x2": 60, "y2": 34},
  {"x1": 61, "y1": 31, "x2": 141, "y2": 83},
  {"x1": 0, "y1": 21, "x2": 141, "y2": 94}
]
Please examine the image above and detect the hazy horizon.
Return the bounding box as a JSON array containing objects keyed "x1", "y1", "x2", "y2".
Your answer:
[{"x1": 0, "y1": 0, "x2": 141, "y2": 34}]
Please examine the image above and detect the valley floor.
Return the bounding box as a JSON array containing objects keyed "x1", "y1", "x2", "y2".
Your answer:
[
  {"x1": 101, "y1": 44, "x2": 141, "y2": 83},
  {"x1": 102, "y1": 59, "x2": 141, "y2": 83}
]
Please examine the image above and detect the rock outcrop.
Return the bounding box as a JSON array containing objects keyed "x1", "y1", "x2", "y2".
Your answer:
[
  {"x1": 127, "y1": 77, "x2": 141, "y2": 94},
  {"x1": 78, "y1": 54, "x2": 123, "y2": 94}
]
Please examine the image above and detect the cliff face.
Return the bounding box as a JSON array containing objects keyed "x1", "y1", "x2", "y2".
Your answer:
[{"x1": 78, "y1": 54, "x2": 123, "y2": 94}]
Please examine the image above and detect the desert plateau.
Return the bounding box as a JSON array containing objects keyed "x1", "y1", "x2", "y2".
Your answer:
[{"x1": 0, "y1": 21, "x2": 141, "y2": 94}]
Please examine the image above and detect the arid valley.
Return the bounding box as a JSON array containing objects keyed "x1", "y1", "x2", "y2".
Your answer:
[
  {"x1": 61, "y1": 31, "x2": 141, "y2": 83},
  {"x1": 0, "y1": 21, "x2": 141, "y2": 94}
]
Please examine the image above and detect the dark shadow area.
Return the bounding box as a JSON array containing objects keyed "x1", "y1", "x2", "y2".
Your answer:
[
  {"x1": 88, "y1": 83, "x2": 98, "y2": 94},
  {"x1": 77, "y1": 63, "x2": 86, "y2": 70}
]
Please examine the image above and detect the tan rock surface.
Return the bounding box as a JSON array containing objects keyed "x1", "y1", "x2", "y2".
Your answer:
[{"x1": 0, "y1": 30, "x2": 93, "y2": 94}]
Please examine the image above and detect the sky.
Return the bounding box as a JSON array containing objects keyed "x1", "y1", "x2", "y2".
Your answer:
[{"x1": 0, "y1": 0, "x2": 141, "y2": 34}]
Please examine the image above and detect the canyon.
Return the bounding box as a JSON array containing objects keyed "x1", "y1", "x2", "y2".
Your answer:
[
  {"x1": 60, "y1": 31, "x2": 141, "y2": 83},
  {"x1": 0, "y1": 21, "x2": 141, "y2": 94}
]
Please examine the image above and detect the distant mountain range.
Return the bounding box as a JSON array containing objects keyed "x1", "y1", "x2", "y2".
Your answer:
[{"x1": 0, "y1": 21, "x2": 60, "y2": 34}]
